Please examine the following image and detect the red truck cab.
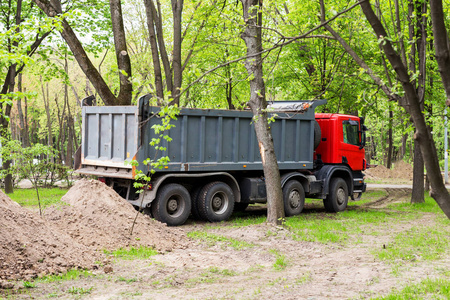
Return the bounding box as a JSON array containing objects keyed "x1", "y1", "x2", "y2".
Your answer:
[{"x1": 315, "y1": 113, "x2": 366, "y2": 171}]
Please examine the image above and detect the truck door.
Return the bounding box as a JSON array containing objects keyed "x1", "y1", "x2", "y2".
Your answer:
[{"x1": 340, "y1": 118, "x2": 365, "y2": 171}]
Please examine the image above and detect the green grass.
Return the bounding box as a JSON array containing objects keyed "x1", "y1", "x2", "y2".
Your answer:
[
  {"x1": 5, "y1": 187, "x2": 67, "y2": 208},
  {"x1": 104, "y1": 246, "x2": 158, "y2": 260},
  {"x1": 185, "y1": 266, "x2": 237, "y2": 287},
  {"x1": 269, "y1": 249, "x2": 288, "y2": 270},
  {"x1": 373, "y1": 278, "x2": 450, "y2": 299},
  {"x1": 67, "y1": 286, "x2": 93, "y2": 295},
  {"x1": 374, "y1": 226, "x2": 450, "y2": 262},
  {"x1": 187, "y1": 231, "x2": 255, "y2": 250},
  {"x1": 38, "y1": 269, "x2": 92, "y2": 283},
  {"x1": 387, "y1": 193, "x2": 450, "y2": 216},
  {"x1": 117, "y1": 276, "x2": 138, "y2": 283},
  {"x1": 284, "y1": 209, "x2": 399, "y2": 244},
  {"x1": 22, "y1": 281, "x2": 36, "y2": 288}
]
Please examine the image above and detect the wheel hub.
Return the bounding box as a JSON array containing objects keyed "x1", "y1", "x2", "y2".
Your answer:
[
  {"x1": 167, "y1": 198, "x2": 178, "y2": 212},
  {"x1": 336, "y1": 188, "x2": 346, "y2": 205},
  {"x1": 212, "y1": 196, "x2": 223, "y2": 210},
  {"x1": 289, "y1": 190, "x2": 300, "y2": 208}
]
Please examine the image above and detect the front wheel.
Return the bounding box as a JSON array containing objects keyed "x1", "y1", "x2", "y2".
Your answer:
[
  {"x1": 282, "y1": 180, "x2": 305, "y2": 217},
  {"x1": 151, "y1": 183, "x2": 191, "y2": 226},
  {"x1": 197, "y1": 181, "x2": 235, "y2": 222},
  {"x1": 323, "y1": 178, "x2": 348, "y2": 212}
]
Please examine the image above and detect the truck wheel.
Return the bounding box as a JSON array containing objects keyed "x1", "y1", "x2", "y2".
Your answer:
[
  {"x1": 151, "y1": 183, "x2": 191, "y2": 226},
  {"x1": 282, "y1": 180, "x2": 305, "y2": 217},
  {"x1": 324, "y1": 178, "x2": 348, "y2": 212},
  {"x1": 197, "y1": 181, "x2": 235, "y2": 222}
]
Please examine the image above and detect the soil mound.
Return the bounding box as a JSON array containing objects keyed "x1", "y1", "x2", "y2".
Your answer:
[
  {"x1": 365, "y1": 160, "x2": 413, "y2": 180},
  {"x1": 45, "y1": 179, "x2": 189, "y2": 253},
  {"x1": 0, "y1": 191, "x2": 97, "y2": 281}
]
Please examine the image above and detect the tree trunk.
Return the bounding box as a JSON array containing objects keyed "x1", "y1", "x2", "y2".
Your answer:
[
  {"x1": 143, "y1": 0, "x2": 165, "y2": 103},
  {"x1": 171, "y1": 0, "x2": 183, "y2": 105},
  {"x1": 17, "y1": 73, "x2": 29, "y2": 147},
  {"x1": 110, "y1": 0, "x2": 132, "y2": 105},
  {"x1": 430, "y1": 0, "x2": 450, "y2": 106},
  {"x1": 241, "y1": 0, "x2": 284, "y2": 225},
  {"x1": 411, "y1": 141, "x2": 425, "y2": 203},
  {"x1": 359, "y1": 0, "x2": 450, "y2": 218},
  {"x1": 386, "y1": 109, "x2": 393, "y2": 169}
]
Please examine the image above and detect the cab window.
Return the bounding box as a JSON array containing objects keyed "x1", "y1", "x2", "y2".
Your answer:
[{"x1": 343, "y1": 120, "x2": 359, "y2": 146}]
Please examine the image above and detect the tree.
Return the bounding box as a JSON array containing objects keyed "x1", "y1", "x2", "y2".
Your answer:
[
  {"x1": 0, "y1": 0, "x2": 52, "y2": 193},
  {"x1": 32, "y1": 0, "x2": 132, "y2": 105},
  {"x1": 0, "y1": 140, "x2": 56, "y2": 216},
  {"x1": 240, "y1": 0, "x2": 284, "y2": 225},
  {"x1": 319, "y1": 0, "x2": 429, "y2": 204},
  {"x1": 357, "y1": 0, "x2": 450, "y2": 217}
]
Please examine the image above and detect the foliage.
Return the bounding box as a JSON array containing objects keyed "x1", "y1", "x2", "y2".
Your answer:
[
  {"x1": 0, "y1": 139, "x2": 57, "y2": 215},
  {"x1": 130, "y1": 104, "x2": 180, "y2": 190}
]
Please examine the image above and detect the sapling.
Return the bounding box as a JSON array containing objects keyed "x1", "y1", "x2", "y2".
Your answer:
[{"x1": 0, "y1": 138, "x2": 56, "y2": 216}]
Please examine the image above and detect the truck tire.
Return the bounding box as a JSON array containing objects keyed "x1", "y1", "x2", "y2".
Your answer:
[
  {"x1": 197, "y1": 181, "x2": 235, "y2": 222},
  {"x1": 282, "y1": 180, "x2": 305, "y2": 217},
  {"x1": 151, "y1": 183, "x2": 191, "y2": 226},
  {"x1": 323, "y1": 177, "x2": 348, "y2": 212}
]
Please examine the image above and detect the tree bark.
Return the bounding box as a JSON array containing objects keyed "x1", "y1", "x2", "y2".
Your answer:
[
  {"x1": 143, "y1": 0, "x2": 165, "y2": 103},
  {"x1": 17, "y1": 73, "x2": 29, "y2": 147},
  {"x1": 171, "y1": 0, "x2": 184, "y2": 105},
  {"x1": 430, "y1": 0, "x2": 450, "y2": 106},
  {"x1": 110, "y1": 0, "x2": 132, "y2": 105},
  {"x1": 386, "y1": 109, "x2": 393, "y2": 169},
  {"x1": 359, "y1": 0, "x2": 450, "y2": 218},
  {"x1": 241, "y1": 0, "x2": 284, "y2": 225},
  {"x1": 411, "y1": 141, "x2": 425, "y2": 203}
]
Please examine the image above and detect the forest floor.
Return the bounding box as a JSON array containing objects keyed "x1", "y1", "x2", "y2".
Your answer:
[{"x1": 1, "y1": 161, "x2": 449, "y2": 299}]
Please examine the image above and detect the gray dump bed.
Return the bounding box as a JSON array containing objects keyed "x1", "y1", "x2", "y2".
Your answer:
[{"x1": 76, "y1": 99, "x2": 325, "y2": 179}]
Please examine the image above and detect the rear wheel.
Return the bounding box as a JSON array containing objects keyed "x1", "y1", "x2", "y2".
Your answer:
[
  {"x1": 282, "y1": 180, "x2": 305, "y2": 217},
  {"x1": 151, "y1": 183, "x2": 191, "y2": 226},
  {"x1": 197, "y1": 181, "x2": 235, "y2": 222},
  {"x1": 324, "y1": 178, "x2": 348, "y2": 212}
]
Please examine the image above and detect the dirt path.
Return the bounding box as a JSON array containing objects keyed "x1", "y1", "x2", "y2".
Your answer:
[
  {"x1": 12, "y1": 214, "x2": 446, "y2": 300},
  {"x1": 1, "y1": 184, "x2": 448, "y2": 299}
]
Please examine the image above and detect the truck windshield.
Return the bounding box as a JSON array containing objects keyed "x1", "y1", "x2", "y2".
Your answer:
[{"x1": 343, "y1": 120, "x2": 359, "y2": 146}]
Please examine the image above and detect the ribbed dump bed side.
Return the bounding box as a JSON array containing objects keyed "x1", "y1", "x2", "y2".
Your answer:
[
  {"x1": 77, "y1": 106, "x2": 139, "y2": 179},
  {"x1": 136, "y1": 106, "x2": 317, "y2": 173}
]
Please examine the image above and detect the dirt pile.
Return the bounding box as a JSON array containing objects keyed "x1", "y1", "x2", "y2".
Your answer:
[
  {"x1": 46, "y1": 179, "x2": 189, "y2": 252},
  {"x1": 365, "y1": 160, "x2": 413, "y2": 180},
  {"x1": 1, "y1": 179, "x2": 189, "y2": 282},
  {"x1": 0, "y1": 191, "x2": 97, "y2": 281}
]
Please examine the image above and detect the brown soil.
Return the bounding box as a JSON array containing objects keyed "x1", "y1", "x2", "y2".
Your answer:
[
  {"x1": 1, "y1": 179, "x2": 448, "y2": 299},
  {"x1": 0, "y1": 179, "x2": 189, "y2": 282},
  {"x1": 365, "y1": 160, "x2": 413, "y2": 181},
  {"x1": 0, "y1": 190, "x2": 96, "y2": 281}
]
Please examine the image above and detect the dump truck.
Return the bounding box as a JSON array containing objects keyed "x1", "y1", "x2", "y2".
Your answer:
[{"x1": 75, "y1": 96, "x2": 367, "y2": 226}]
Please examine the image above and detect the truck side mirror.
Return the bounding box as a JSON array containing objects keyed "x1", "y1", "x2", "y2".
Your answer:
[{"x1": 359, "y1": 124, "x2": 368, "y2": 149}]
